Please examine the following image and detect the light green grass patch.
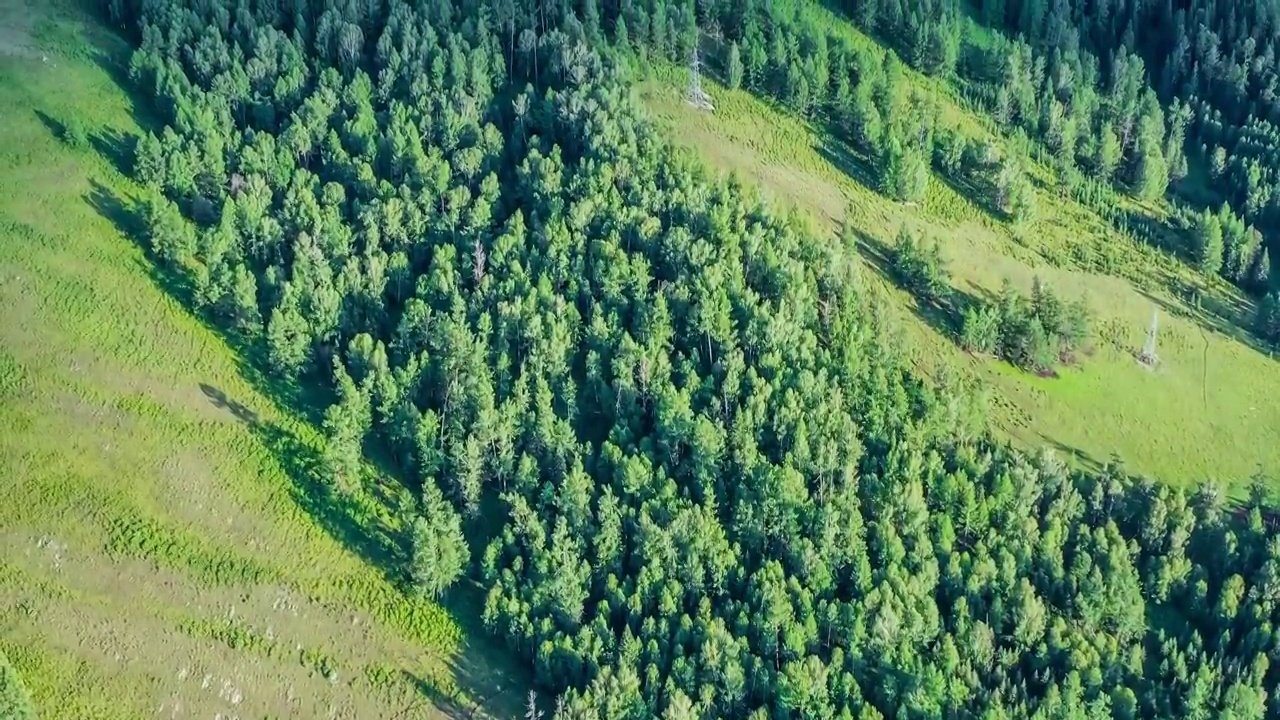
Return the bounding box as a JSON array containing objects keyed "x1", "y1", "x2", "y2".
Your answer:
[
  {"x1": 0, "y1": 0, "x2": 523, "y2": 717},
  {"x1": 639, "y1": 63, "x2": 1280, "y2": 491}
]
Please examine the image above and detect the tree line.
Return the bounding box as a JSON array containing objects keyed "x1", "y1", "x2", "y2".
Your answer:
[
  {"x1": 106, "y1": 0, "x2": 1280, "y2": 718},
  {"x1": 662, "y1": 0, "x2": 1280, "y2": 339}
]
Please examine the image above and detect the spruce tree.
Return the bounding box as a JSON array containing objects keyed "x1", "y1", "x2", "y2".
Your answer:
[
  {"x1": 1192, "y1": 209, "x2": 1224, "y2": 275},
  {"x1": 727, "y1": 41, "x2": 743, "y2": 90},
  {"x1": 408, "y1": 481, "x2": 469, "y2": 598}
]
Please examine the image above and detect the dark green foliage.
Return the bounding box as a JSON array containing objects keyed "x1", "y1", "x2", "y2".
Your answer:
[
  {"x1": 889, "y1": 224, "x2": 948, "y2": 300},
  {"x1": 108, "y1": 1, "x2": 1280, "y2": 718},
  {"x1": 61, "y1": 116, "x2": 87, "y2": 150},
  {"x1": 1256, "y1": 292, "x2": 1280, "y2": 346},
  {"x1": 975, "y1": 278, "x2": 1092, "y2": 373},
  {"x1": 0, "y1": 651, "x2": 36, "y2": 720},
  {"x1": 408, "y1": 481, "x2": 468, "y2": 599},
  {"x1": 726, "y1": 41, "x2": 743, "y2": 90}
]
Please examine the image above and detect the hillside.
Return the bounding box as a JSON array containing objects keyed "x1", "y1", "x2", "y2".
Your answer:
[
  {"x1": 0, "y1": 1, "x2": 522, "y2": 717},
  {"x1": 639, "y1": 34, "x2": 1280, "y2": 491},
  {"x1": 7, "y1": 0, "x2": 1280, "y2": 718}
]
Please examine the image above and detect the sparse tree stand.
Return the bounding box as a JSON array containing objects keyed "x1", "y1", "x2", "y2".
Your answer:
[{"x1": 1139, "y1": 311, "x2": 1160, "y2": 368}]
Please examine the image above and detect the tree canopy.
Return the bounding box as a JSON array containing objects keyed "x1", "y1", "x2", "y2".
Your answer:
[{"x1": 105, "y1": 0, "x2": 1280, "y2": 717}]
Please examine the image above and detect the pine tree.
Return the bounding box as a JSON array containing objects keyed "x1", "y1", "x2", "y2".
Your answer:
[
  {"x1": 961, "y1": 305, "x2": 1000, "y2": 354},
  {"x1": 407, "y1": 480, "x2": 468, "y2": 598},
  {"x1": 1132, "y1": 135, "x2": 1169, "y2": 201},
  {"x1": 1094, "y1": 124, "x2": 1122, "y2": 181},
  {"x1": 883, "y1": 130, "x2": 928, "y2": 203},
  {"x1": 1192, "y1": 209, "x2": 1224, "y2": 275},
  {"x1": 1248, "y1": 246, "x2": 1272, "y2": 293},
  {"x1": 614, "y1": 16, "x2": 630, "y2": 52},
  {"x1": 266, "y1": 283, "x2": 312, "y2": 380},
  {"x1": 727, "y1": 41, "x2": 743, "y2": 90},
  {"x1": 582, "y1": 0, "x2": 601, "y2": 44},
  {"x1": 322, "y1": 357, "x2": 372, "y2": 492},
  {"x1": 1255, "y1": 292, "x2": 1280, "y2": 345},
  {"x1": 134, "y1": 131, "x2": 166, "y2": 189}
]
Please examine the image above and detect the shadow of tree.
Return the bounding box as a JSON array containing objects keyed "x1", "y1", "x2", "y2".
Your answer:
[
  {"x1": 399, "y1": 669, "x2": 493, "y2": 719},
  {"x1": 84, "y1": 144, "x2": 531, "y2": 720},
  {"x1": 1112, "y1": 204, "x2": 1192, "y2": 261},
  {"x1": 852, "y1": 226, "x2": 993, "y2": 345},
  {"x1": 934, "y1": 163, "x2": 1008, "y2": 223},
  {"x1": 90, "y1": 124, "x2": 136, "y2": 179},
  {"x1": 811, "y1": 129, "x2": 880, "y2": 193},
  {"x1": 1037, "y1": 433, "x2": 1105, "y2": 475},
  {"x1": 199, "y1": 382, "x2": 260, "y2": 424},
  {"x1": 1135, "y1": 283, "x2": 1274, "y2": 360},
  {"x1": 33, "y1": 109, "x2": 67, "y2": 141}
]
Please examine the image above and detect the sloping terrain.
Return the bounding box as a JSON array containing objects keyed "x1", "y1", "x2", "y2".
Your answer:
[
  {"x1": 640, "y1": 49, "x2": 1280, "y2": 490},
  {"x1": 0, "y1": 1, "x2": 522, "y2": 717}
]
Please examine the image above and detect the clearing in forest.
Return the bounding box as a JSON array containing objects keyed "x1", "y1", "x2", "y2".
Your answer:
[
  {"x1": 639, "y1": 51, "x2": 1280, "y2": 492},
  {"x1": 0, "y1": 1, "x2": 523, "y2": 717}
]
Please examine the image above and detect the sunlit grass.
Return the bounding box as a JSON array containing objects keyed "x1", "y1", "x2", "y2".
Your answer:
[
  {"x1": 0, "y1": 1, "x2": 518, "y2": 717},
  {"x1": 640, "y1": 63, "x2": 1280, "y2": 491}
]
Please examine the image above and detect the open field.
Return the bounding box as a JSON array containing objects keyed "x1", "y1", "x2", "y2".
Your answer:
[
  {"x1": 639, "y1": 56, "x2": 1280, "y2": 492},
  {"x1": 0, "y1": 1, "x2": 522, "y2": 717}
]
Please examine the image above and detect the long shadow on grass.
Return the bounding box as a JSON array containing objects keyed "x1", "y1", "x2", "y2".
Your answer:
[
  {"x1": 811, "y1": 130, "x2": 880, "y2": 193},
  {"x1": 69, "y1": 2, "x2": 530, "y2": 714},
  {"x1": 853, "y1": 227, "x2": 993, "y2": 344},
  {"x1": 1036, "y1": 434, "x2": 1105, "y2": 476},
  {"x1": 1111, "y1": 203, "x2": 1192, "y2": 262},
  {"x1": 1134, "y1": 283, "x2": 1276, "y2": 361},
  {"x1": 89, "y1": 125, "x2": 137, "y2": 179},
  {"x1": 84, "y1": 178, "x2": 529, "y2": 720},
  {"x1": 85, "y1": 181, "x2": 403, "y2": 571},
  {"x1": 932, "y1": 164, "x2": 1008, "y2": 224}
]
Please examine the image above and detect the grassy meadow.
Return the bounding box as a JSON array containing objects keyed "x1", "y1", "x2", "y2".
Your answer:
[
  {"x1": 2, "y1": 0, "x2": 1279, "y2": 712},
  {"x1": 638, "y1": 54, "x2": 1280, "y2": 492},
  {"x1": 0, "y1": 0, "x2": 523, "y2": 717}
]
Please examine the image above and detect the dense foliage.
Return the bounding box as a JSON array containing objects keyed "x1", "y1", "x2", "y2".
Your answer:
[
  {"x1": 962, "y1": 278, "x2": 1091, "y2": 374},
  {"x1": 670, "y1": 0, "x2": 1278, "y2": 301},
  {"x1": 0, "y1": 650, "x2": 37, "y2": 720},
  {"x1": 109, "y1": 0, "x2": 1280, "y2": 718},
  {"x1": 928, "y1": 0, "x2": 1280, "y2": 298},
  {"x1": 888, "y1": 225, "x2": 948, "y2": 302}
]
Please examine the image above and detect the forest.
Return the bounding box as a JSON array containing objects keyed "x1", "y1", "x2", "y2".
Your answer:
[{"x1": 102, "y1": 0, "x2": 1280, "y2": 717}]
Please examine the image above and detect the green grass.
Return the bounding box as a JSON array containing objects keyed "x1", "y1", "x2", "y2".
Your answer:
[
  {"x1": 0, "y1": 1, "x2": 523, "y2": 717},
  {"x1": 639, "y1": 60, "x2": 1280, "y2": 492}
]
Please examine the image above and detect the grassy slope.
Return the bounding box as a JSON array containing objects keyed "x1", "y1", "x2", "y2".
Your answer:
[
  {"x1": 0, "y1": 2, "x2": 522, "y2": 718},
  {"x1": 639, "y1": 28, "x2": 1280, "y2": 491}
]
